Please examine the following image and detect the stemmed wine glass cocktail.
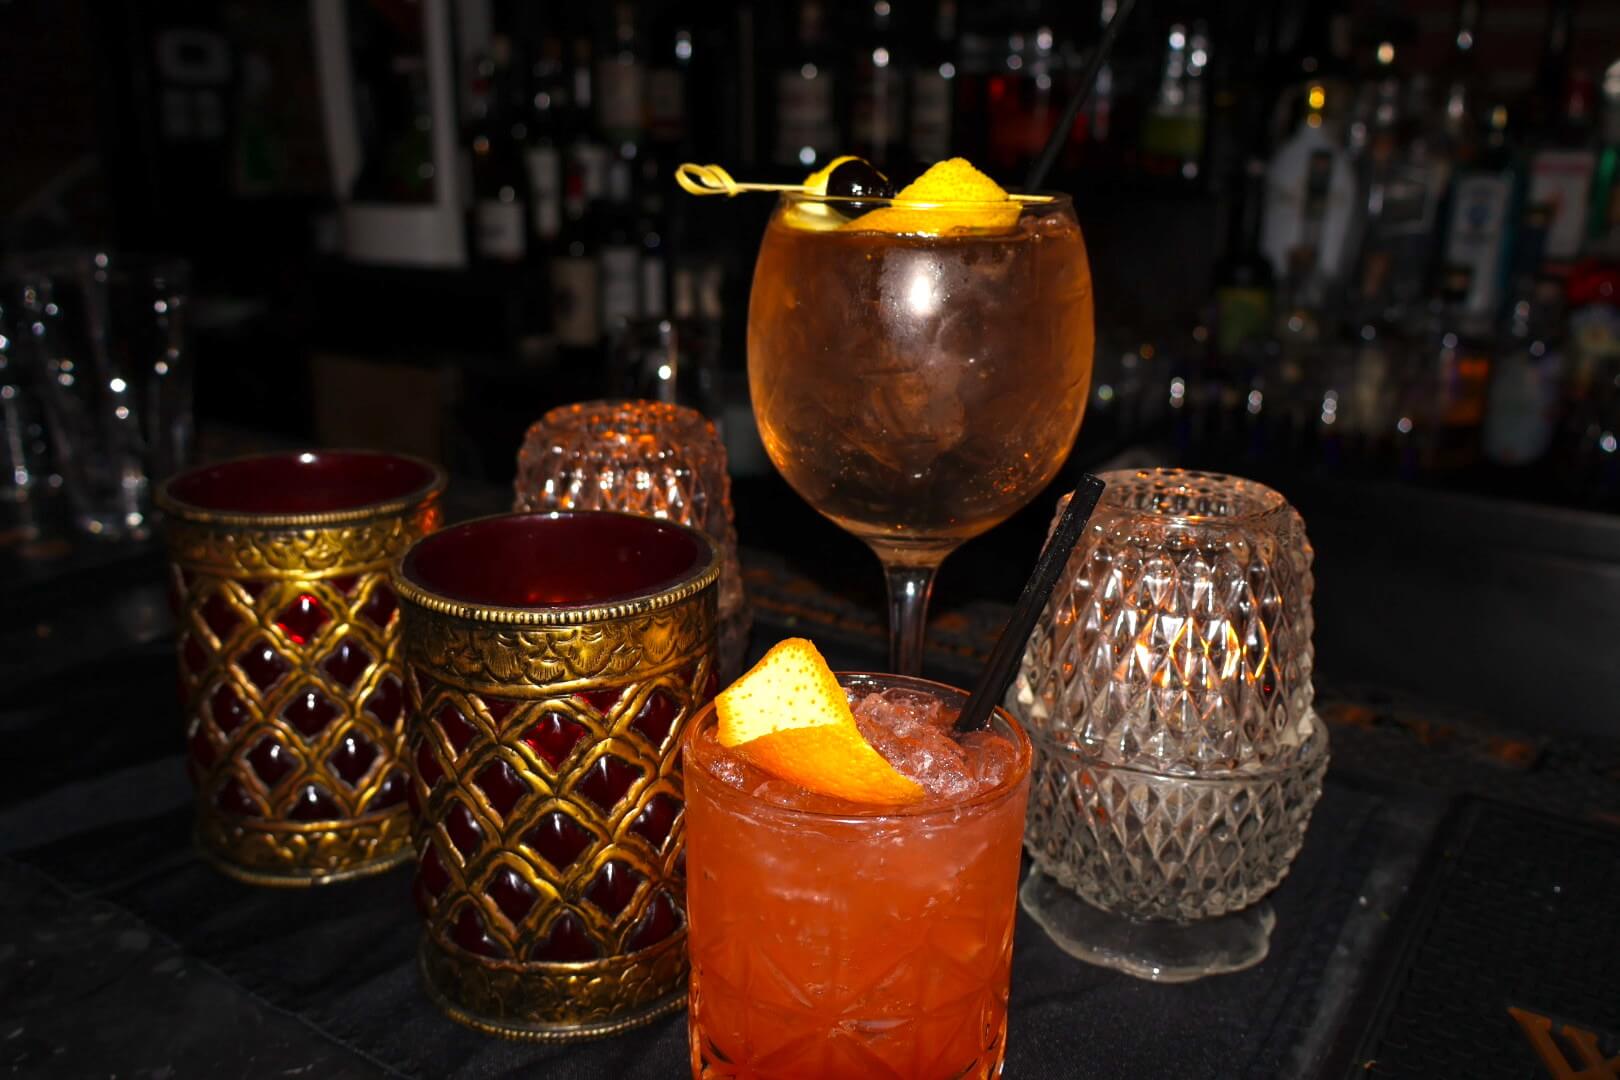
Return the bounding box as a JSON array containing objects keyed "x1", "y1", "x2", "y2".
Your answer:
[{"x1": 747, "y1": 190, "x2": 1094, "y2": 673}]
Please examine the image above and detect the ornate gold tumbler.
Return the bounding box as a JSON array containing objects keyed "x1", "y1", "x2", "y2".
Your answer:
[
  {"x1": 393, "y1": 511, "x2": 720, "y2": 1041},
  {"x1": 159, "y1": 450, "x2": 446, "y2": 886}
]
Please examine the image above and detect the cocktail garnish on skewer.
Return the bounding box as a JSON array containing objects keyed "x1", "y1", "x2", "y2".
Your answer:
[
  {"x1": 857, "y1": 158, "x2": 1023, "y2": 234},
  {"x1": 675, "y1": 159, "x2": 1057, "y2": 205},
  {"x1": 678, "y1": 155, "x2": 1042, "y2": 236}
]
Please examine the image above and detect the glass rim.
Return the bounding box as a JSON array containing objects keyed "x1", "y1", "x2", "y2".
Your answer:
[
  {"x1": 685, "y1": 670, "x2": 1033, "y2": 824},
  {"x1": 1090, "y1": 468, "x2": 1292, "y2": 527},
  {"x1": 535, "y1": 397, "x2": 719, "y2": 442},
  {"x1": 157, "y1": 448, "x2": 446, "y2": 528},
  {"x1": 776, "y1": 190, "x2": 1072, "y2": 213},
  {"x1": 393, "y1": 509, "x2": 722, "y2": 627},
  {"x1": 525, "y1": 399, "x2": 724, "y2": 471}
]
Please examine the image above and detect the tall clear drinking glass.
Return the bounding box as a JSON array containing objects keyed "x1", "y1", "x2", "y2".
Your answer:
[
  {"x1": 4, "y1": 252, "x2": 192, "y2": 540},
  {"x1": 747, "y1": 194, "x2": 1094, "y2": 673}
]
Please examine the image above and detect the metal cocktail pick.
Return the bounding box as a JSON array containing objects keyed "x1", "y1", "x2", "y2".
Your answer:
[{"x1": 954, "y1": 475, "x2": 1107, "y2": 735}]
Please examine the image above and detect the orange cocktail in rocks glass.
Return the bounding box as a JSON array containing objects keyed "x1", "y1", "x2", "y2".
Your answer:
[{"x1": 683, "y1": 640, "x2": 1032, "y2": 1079}]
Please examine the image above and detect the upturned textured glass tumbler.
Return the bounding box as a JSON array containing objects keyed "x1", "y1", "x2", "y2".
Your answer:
[
  {"x1": 514, "y1": 400, "x2": 749, "y2": 679},
  {"x1": 1007, "y1": 469, "x2": 1327, "y2": 981}
]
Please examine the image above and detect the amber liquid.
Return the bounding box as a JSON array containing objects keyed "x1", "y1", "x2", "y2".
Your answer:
[{"x1": 748, "y1": 210, "x2": 1094, "y2": 562}]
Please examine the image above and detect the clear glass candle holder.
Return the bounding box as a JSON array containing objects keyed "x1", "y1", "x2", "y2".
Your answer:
[
  {"x1": 1007, "y1": 468, "x2": 1327, "y2": 981},
  {"x1": 514, "y1": 400, "x2": 748, "y2": 679}
]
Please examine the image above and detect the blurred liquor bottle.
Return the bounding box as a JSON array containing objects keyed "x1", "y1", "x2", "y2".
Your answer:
[
  {"x1": 1589, "y1": 58, "x2": 1620, "y2": 256},
  {"x1": 599, "y1": 156, "x2": 641, "y2": 340},
  {"x1": 1556, "y1": 261, "x2": 1620, "y2": 505},
  {"x1": 1265, "y1": 2, "x2": 1352, "y2": 153},
  {"x1": 1213, "y1": 159, "x2": 1274, "y2": 359},
  {"x1": 1067, "y1": 0, "x2": 1119, "y2": 175},
  {"x1": 468, "y1": 34, "x2": 528, "y2": 265},
  {"x1": 1440, "y1": 101, "x2": 1515, "y2": 324},
  {"x1": 639, "y1": 9, "x2": 693, "y2": 325},
  {"x1": 1347, "y1": 50, "x2": 1446, "y2": 318},
  {"x1": 1437, "y1": 0, "x2": 1484, "y2": 175},
  {"x1": 596, "y1": 1, "x2": 645, "y2": 151},
  {"x1": 1262, "y1": 0, "x2": 1355, "y2": 324},
  {"x1": 851, "y1": 0, "x2": 906, "y2": 168},
  {"x1": 1424, "y1": 268, "x2": 1495, "y2": 472},
  {"x1": 1581, "y1": 58, "x2": 1620, "y2": 257},
  {"x1": 1522, "y1": 1, "x2": 1595, "y2": 279},
  {"x1": 550, "y1": 33, "x2": 604, "y2": 356},
  {"x1": 1138, "y1": 19, "x2": 1209, "y2": 182},
  {"x1": 1263, "y1": 76, "x2": 1355, "y2": 347},
  {"x1": 568, "y1": 31, "x2": 611, "y2": 196},
  {"x1": 774, "y1": 0, "x2": 840, "y2": 169},
  {"x1": 637, "y1": 154, "x2": 669, "y2": 321},
  {"x1": 982, "y1": 6, "x2": 1061, "y2": 178},
  {"x1": 1483, "y1": 270, "x2": 1565, "y2": 469},
  {"x1": 645, "y1": 8, "x2": 693, "y2": 157},
  {"x1": 525, "y1": 31, "x2": 568, "y2": 253},
  {"x1": 908, "y1": 0, "x2": 957, "y2": 166}
]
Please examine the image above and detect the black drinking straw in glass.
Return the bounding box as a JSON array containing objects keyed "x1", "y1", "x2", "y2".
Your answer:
[
  {"x1": 1024, "y1": 0, "x2": 1139, "y2": 192},
  {"x1": 954, "y1": 474, "x2": 1106, "y2": 735},
  {"x1": 952, "y1": 0, "x2": 1138, "y2": 726}
]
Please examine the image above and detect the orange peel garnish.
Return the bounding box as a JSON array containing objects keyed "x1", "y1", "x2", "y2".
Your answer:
[
  {"x1": 716, "y1": 638, "x2": 925, "y2": 806},
  {"x1": 847, "y1": 158, "x2": 1023, "y2": 236}
]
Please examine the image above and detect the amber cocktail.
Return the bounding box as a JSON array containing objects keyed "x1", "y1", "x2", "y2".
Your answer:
[
  {"x1": 684, "y1": 673, "x2": 1032, "y2": 1079},
  {"x1": 748, "y1": 188, "x2": 1094, "y2": 673}
]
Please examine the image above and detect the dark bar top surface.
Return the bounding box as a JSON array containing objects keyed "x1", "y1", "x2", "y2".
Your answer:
[{"x1": 2, "y1": 444, "x2": 1617, "y2": 1078}]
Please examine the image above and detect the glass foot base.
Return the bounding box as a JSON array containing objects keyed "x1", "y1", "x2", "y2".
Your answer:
[{"x1": 1020, "y1": 869, "x2": 1275, "y2": 983}]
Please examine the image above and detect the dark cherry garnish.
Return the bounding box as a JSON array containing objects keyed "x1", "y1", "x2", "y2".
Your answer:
[
  {"x1": 826, "y1": 158, "x2": 894, "y2": 200},
  {"x1": 825, "y1": 158, "x2": 895, "y2": 217}
]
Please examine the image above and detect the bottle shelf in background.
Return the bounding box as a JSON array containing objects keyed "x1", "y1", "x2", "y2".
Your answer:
[{"x1": 65, "y1": 0, "x2": 1620, "y2": 510}]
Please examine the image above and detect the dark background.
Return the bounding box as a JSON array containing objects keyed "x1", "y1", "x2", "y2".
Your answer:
[
  {"x1": 3, "y1": 0, "x2": 1618, "y2": 474},
  {"x1": 3, "y1": 0, "x2": 1618, "y2": 730}
]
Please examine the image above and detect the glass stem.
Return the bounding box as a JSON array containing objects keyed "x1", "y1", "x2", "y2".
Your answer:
[{"x1": 882, "y1": 560, "x2": 940, "y2": 677}]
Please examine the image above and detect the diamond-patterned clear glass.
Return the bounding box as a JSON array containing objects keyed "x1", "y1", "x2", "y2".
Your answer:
[
  {"x1": 1023, "y1": 719, "x2": 1328, "y2": 922},
  {"x1": 514, "y1": 400, "x2": 749, "y2": 678},
  {"x1": 1006, "y1": 469, "x2": 1326, "y2": 980},
  {"x1": 1009, "y1": 469, "x2": 1315, "y2": 773}
]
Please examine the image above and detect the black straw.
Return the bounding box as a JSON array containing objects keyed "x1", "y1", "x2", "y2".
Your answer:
[
  {"x1": 1023, "y1": 0, "x2": 1139, "y2": 192},
  {"x1": 954, "y1": 475, "x2": 1108, "y2": 735}
]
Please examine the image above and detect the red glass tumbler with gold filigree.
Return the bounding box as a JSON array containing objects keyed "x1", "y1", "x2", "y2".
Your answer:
[
  {"x1": 159, "y1": 451, "x2": 446, "y2": 886},
  {"x1": 393, "y1": 511, "x2": 720, "y2": 1041}
]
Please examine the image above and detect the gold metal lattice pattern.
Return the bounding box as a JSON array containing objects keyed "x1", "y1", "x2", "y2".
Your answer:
[
  {"x1": 400, "y1": 587, "x2": 717, "y2": 1041},
  {"x1": 168, "y1": 500, "x2": 442, "y2": 886}
]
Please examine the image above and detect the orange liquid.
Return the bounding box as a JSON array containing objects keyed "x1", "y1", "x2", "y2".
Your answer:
[
  {"x1": 748, "y1": 209, "x2": 1094, "y2": 562},
  {"x1": 684, "y1": 685, "x2": 1031, "y2": 1079}
]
